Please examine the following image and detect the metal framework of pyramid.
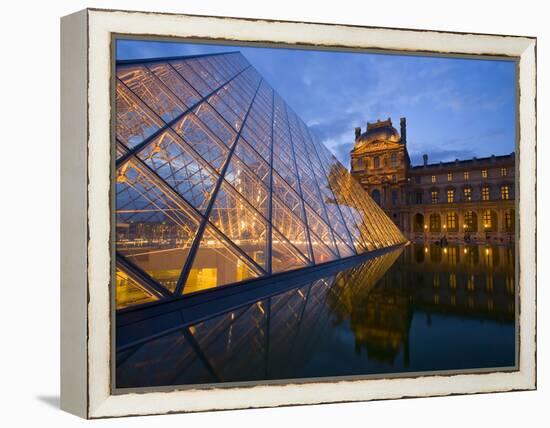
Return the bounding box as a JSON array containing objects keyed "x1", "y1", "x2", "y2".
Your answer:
[{"x1": 115, "y1": 51, "x2": 406, "y2": 309}]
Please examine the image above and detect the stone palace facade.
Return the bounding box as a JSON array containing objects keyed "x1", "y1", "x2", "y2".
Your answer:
[{"x1": 350, "y1": 118, "x2": 515, "y2": 244}]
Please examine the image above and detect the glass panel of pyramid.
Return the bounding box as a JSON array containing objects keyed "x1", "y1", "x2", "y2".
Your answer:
[
  {"x1": 115, "y1": 267, "x2": 159, "y2": 309},
  {"x1": 116, "y1": 51, "x2": 406, "y2": 305},
  {"x1": 183, "y1": 225, "x2": 263, "y2": 295},
  {"x1": 116, "y1": 159, "x2": 201, "y2": 293},
  {"x1": 137, "y1": 129, "x2": 220, "y2": 214}
]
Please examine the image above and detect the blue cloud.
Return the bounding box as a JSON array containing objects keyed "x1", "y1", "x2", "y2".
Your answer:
[{"x1": 117, "y1": 40, "x2": 516, "y2": 167}]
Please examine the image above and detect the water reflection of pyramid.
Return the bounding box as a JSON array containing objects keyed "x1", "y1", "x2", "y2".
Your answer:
[
  {"x1": 117, "y1": 247, "x2": 405, "y2": 387},
  {"x1": 115, "y1": 51, "x2": 406, "y2": 308}
]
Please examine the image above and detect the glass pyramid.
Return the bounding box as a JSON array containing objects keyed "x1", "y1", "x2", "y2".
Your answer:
[{"x1": 115, "y1": 51, "x2": 406, "y2": 308}]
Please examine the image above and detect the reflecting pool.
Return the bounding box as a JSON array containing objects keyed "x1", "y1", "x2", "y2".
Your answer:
[{"x1": 116, "y1": 243, "x2": 516, "y2": 389}]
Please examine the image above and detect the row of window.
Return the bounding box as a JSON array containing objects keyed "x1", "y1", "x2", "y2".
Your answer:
[
  {"x1": 414, "y1": 210, "x2": 514, "y2": 233},
  {"x1": 386, "y1": 184, "x2": 512, "y2": 206},
  {"x1": 426, "y1": 167, "x2": 508, "y2": 183},
  {"x1": 423, "y1": 185, "x2": 511, "y2": 204},
  {"x1": 354, "y1": 153, "x2": 399, "y2": 170}
]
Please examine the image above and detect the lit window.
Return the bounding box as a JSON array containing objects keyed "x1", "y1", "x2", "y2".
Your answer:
[
  {"x1": 483, "y1": 210, "x2": 493, "y2": 231},
  {"x1": 464, "y1": 171, "x2": 469, "y2": 180},
  {"x1": 447, "y1": 189, "x2": 454, "y2": 203},
  {"x1": 431, "y1": 175, "x2": 436, "y2": 183},
  {"x1": 482, "y1": 186, "x2": 490, "y2": 201},
  {"x1": 501, "y1": 185, "x2": 510, "y2": 200},
  {"x1": 446, "y1": 212, "x2": 457, "y2": 231},
  {"x1": 448, "y1": 173, "x2": 453, "y2": 181},
  {"x1": 482, "y1": 169, "x2": 488, "y2": 178},
  {"x1": 431, "y1": 191, "x2": 439, "y2": 204},
  {"x1": 501, "y1": 167, "x2": 508, "y2": 177},
  {"x1": 463, "y1": 187, "x2": 472, "y2": 201}
]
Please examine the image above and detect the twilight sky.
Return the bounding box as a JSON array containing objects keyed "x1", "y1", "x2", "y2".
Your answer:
[{"x1": 117, "y1": 39, "x2": 516, "y2": 168}]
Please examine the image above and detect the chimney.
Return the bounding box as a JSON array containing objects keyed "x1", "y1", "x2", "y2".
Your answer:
[
  {"x1": 354, "y1": 127, "x2": 361, "y2": 140},
  {"x1": 400, "y1": 117, "x2": 407, "y2": 145},
  {"x1": 423, "y1": 154, "x2": 428, "y2": 166}
]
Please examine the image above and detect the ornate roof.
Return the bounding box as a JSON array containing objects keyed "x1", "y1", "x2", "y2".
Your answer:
[{"x1": 354, "y1": 118, "x2": 401, "y2": 151}]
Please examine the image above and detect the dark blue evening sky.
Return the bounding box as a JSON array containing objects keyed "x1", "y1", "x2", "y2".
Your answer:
[{"x1": 117, "y1": 39, "x2": 516, "y2": 168}]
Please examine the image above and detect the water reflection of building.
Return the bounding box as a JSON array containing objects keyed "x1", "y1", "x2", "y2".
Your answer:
[
  {"x1": 116, "y1": 243, "x2": 515, "y2": 388},
  {"x1": 403, "y1": 244, "x2": 515, "y2": 322},
  {"x1": 328, "y1": 245, "x2": 514, "y2": 367},
  {"x1": 114, "y1": 52, "x2": 406, "y2": 310},
  {"x1": 327, "y1": 250, "x2": 412, "y2": 365},
  {"x1": 350, "y1": 118, "x2": 515, "y2": 244}
]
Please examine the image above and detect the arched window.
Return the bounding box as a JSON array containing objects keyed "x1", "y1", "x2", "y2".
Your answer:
[
  {"x1": 429, "y1": 213, "x2": 441, "y2": 232},
  {"x1": 413, "y1": 213, "x2": 424, "y2": 232},
  {"x1": 483, "y1": 210, "x2": 497, "y2": 232},
  {"x1": 504, "y1": 209, "x2": 515, "y2": 232},
  {"x1": 464, "y1": 211, "x2": 478, "y2": 232},
  {"x1": 372, "y1": 189, "x2": 381, "y2": 206},
  {"x1": 446, "y1": 212, "x2": 458, "y2": 232}
]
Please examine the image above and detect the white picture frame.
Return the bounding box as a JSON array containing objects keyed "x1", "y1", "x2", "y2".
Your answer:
[{"x1": 60, "y1": 8, "x2": 536, "y2": 419}]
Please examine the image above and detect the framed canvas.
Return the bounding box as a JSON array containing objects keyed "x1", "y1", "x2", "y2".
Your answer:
[{"x1": 60, "y1": 8, "x2": 537, "y2": 419}]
